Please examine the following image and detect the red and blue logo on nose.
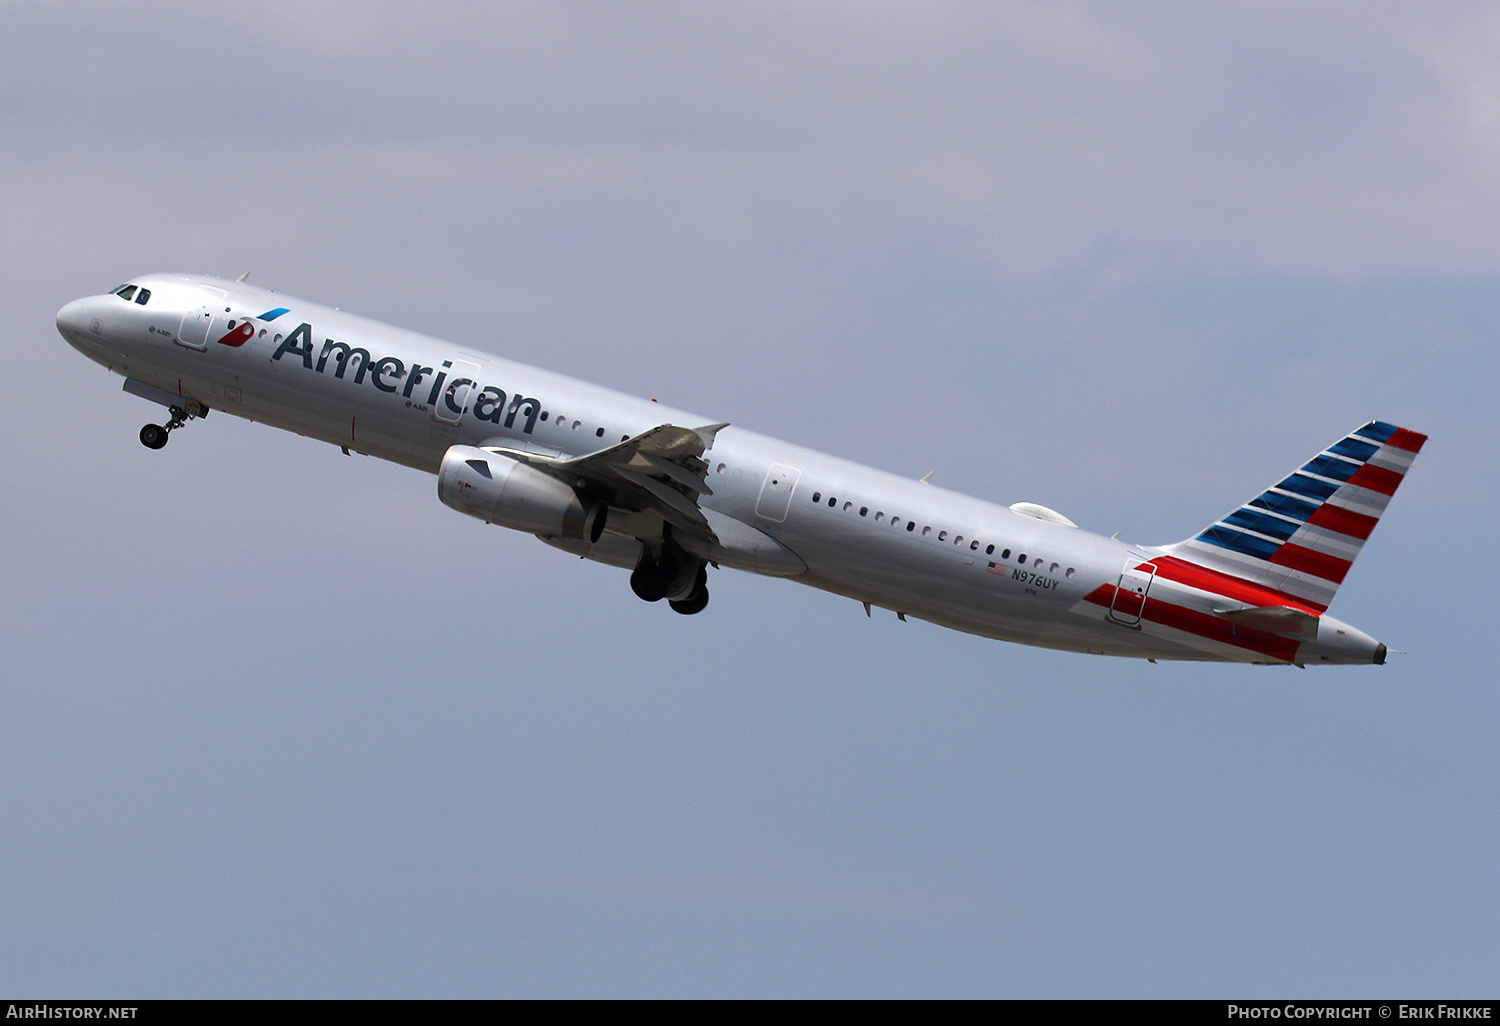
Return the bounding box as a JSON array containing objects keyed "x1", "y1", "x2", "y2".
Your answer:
[{"x1": 214, "y1": 307, "x2": 290, "y2": 348}]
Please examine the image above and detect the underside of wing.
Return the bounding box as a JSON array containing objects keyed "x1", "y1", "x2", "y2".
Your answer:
[{"x1": 480, "y1": 422, "x2": 728, "y2": 543}]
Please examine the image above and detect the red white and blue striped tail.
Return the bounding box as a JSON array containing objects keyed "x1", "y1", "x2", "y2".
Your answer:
[{"x1": 1163, "y1": 421, "x2": 1426, "y2": 612}]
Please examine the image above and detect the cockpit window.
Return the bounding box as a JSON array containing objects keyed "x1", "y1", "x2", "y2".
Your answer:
[
  {"x1": 135, "y1": 288, "x2": 150, "y2": 305},
  {"x1": 114, "y1": 284, "x2": 138, "y2": 302}
]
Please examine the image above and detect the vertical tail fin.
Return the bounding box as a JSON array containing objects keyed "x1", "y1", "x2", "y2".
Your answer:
[{"x1": 1162, "y1": 421, "x2": 1426, "y2": 612}]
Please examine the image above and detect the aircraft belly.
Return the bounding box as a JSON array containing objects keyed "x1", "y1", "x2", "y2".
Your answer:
[
  {"x1": 163, "y1": 343, "x2": 455, "y2": 470},
  {"x1": 785, "y1": 522, "x2": 1258, "y2": 661},
  {"x1": 785, "y1": 523, "x2": 1077, "y2": 645}
]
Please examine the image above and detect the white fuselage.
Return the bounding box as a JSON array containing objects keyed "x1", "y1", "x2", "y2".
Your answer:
[{"x1": 57, "y1": 273, "x2": 1386, "y2": 665}]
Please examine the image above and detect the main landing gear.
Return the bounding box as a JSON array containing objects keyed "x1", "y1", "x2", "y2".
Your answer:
[
  {"x1": 668, "y1": 573, "x2": 710, "y2": 616},
  {"x1": 139, "y1": 402, "x2": 208, "y2": 450},
  {"x1": 630, "y1": 547, "x2": 710, "y2": 615}
]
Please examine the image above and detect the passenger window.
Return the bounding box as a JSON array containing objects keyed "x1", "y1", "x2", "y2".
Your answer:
[
  {"x1": 938, "y1": 531, "x2": 947, "y2": 541},
  {"x1": 540, "y1": 412, "x2": 549, "y2": 421},
  {"x1": 596, "y1": 427, "x2": 605, "y2": 437},
  {"x1": 812, "y1": 492, "x2": 821, "y2": 503},
  {"x1": 1034, "y1": 557, "x2": 1043, "y2": 566},
  {"x1": 971, "y1": 540, "x2": 979, "y2": 550},
  {"x1": 843, "y1": 501, "x2": 852, "y2": 512},
  {"x1": 955, "y1": 536, "x2": 963, "y2": 545},
  {"x1": 859, "y1": 507, "x2": 868, "y2": 517},
  {"x1": 922, "y1": 526, "x2": 931, "y2": 536},
  {"x1": 1066, "y1": 568, "x2": 1075, "y2": 578},
  {"x1": 1018, "y1": 553, "x2": 1026, "y2": 563},
  {"x1": 985, "y1": 544, "x2": 994, "y2": 555},
  {"x1": 875, "y1": 512, "x2": 884, "y2": 522},
  {"x1": 117, "y1": 285, "x2": 137, "y2": 302},
  {"x1": 135, "y1": 288, "x2": 150, "y2": 305},
  {"x1": 828, "y1": 497, "x2": 836, "y2": 507},
  {"x1": 1050, "y1": 562, "x2": 1059, "y2": 573},
  {"x1": 906, "y1": 522, "x2": 915, "y2": 532}
]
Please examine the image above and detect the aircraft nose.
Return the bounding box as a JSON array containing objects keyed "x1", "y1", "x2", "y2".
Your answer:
[{"x1": 56, "y1": 297, "x2": 89, "y2": 343}]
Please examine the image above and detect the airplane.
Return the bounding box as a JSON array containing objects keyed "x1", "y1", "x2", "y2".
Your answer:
[{"x1": 56, "y1": 273, "x2": 1425, "y2": 666}]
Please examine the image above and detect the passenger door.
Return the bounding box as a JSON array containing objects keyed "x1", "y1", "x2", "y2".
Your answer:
[{"x1": 176, "y1": 288, "x2": 227, "y2": 351}]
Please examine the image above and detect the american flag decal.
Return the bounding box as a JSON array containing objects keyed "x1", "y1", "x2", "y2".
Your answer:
[{"x1": 986, "y1": 562, "x2": 1008, "y2": 575}]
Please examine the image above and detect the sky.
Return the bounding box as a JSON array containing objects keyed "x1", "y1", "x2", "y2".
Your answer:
[{"x1": 1, "y1": 1, "x2": 1496, "y2": 997}]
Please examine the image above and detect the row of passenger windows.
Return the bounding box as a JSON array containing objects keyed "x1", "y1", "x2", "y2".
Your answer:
[
  {"x1": 808, "y1": 490, "x2": 1075, "y2": 578},
  {"x1": 91, "y1": 305, "x2": 1064, "y2": 575},
  {"x1": 249, "y1": 343, "x2": 633, "y2": 440},
  {"x1": 110, "y1": 284, "x2": 151, "y2": 305},
  {"x1": 540, "y1": 410, "x2": 623, "y2": 440}
]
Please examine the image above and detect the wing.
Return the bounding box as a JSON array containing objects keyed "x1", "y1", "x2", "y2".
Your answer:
[{"x1": 479, "y1": 422, "x2": 729, "y2": 544}]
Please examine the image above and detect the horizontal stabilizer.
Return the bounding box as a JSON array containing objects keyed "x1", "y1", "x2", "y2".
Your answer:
[{"x1": 1215, "y1": 605, "x2": 1320, "y2": 640}]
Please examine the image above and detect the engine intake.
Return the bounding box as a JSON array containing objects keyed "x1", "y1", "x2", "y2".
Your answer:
[{"x1": 438, "y1": 445, "x2": 603, "y2": 541}]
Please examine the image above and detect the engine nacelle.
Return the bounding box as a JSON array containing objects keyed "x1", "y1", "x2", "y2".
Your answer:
[{"x1": 438, "y1": 445, "x2": 604, "y2": 541}]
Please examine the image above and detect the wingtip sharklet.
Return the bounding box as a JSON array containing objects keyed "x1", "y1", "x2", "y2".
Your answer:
[{"x1": 693, "y1": 422, "x2": 730, "y2": 449}]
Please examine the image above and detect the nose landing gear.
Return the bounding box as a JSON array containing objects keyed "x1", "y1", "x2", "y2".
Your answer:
[{"x1": 139, "y1": 402, "x2": 208, "y2": 450}]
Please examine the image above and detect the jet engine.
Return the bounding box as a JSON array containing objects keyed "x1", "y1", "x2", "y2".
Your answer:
[{"x1": 438, "y1": 445, "x2": 606, "y2": 542}]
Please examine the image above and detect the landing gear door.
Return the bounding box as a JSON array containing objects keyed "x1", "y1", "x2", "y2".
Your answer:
[
  {"x1": 755, "y1": 464, "x2": 801, "y2": 523},
  {"x1": 177, "y1": 288, "x2": 227, "y2": 351},
  {"x1": 1109, "y1": 560, "x2": 1157, "y2": 626}
]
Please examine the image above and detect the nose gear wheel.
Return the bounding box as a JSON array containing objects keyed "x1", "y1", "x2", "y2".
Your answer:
[{"x1": 138, "y1": 402, "x2": 208, "y2": 449}]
